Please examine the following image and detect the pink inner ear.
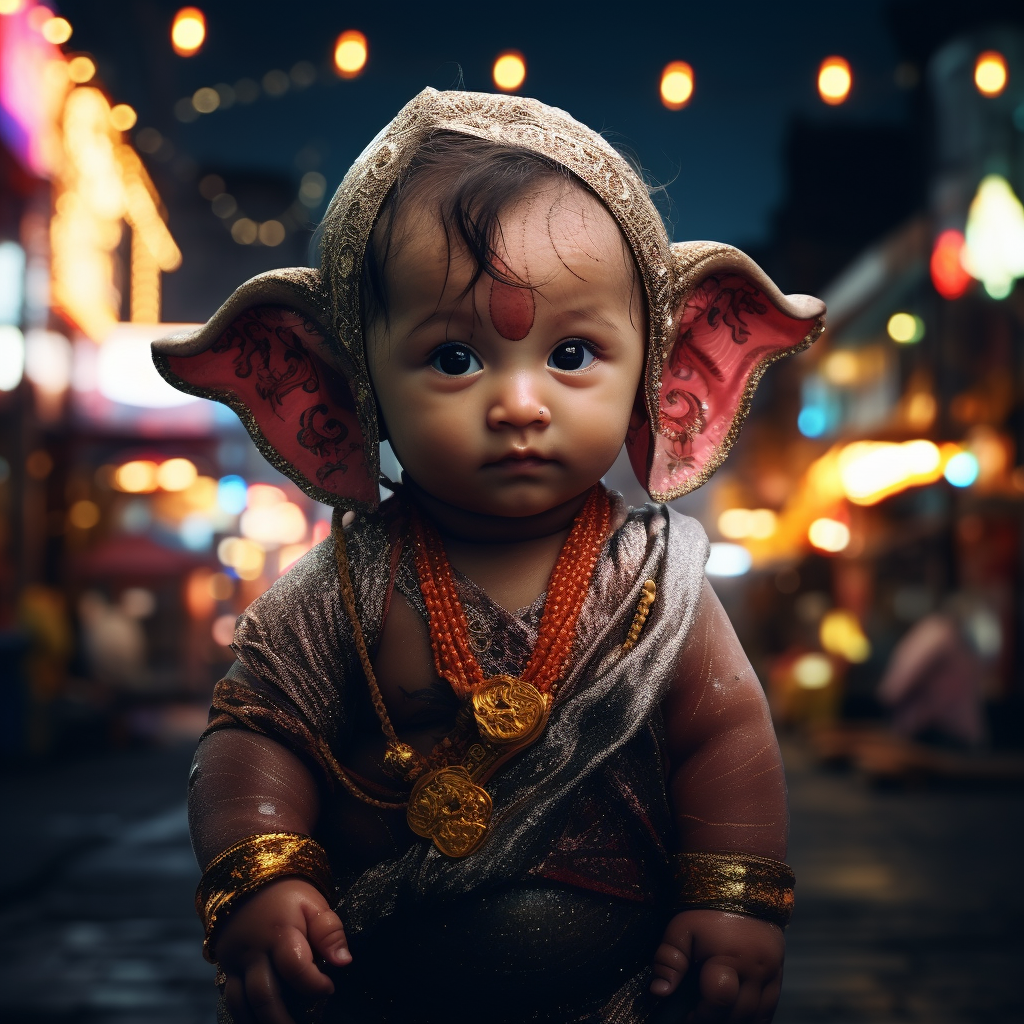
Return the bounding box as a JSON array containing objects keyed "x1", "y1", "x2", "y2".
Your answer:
[
  {"x1": 646, "y1": 274, "x2": 817, "y2": 498},
  {"x1": 164, "y1": 307, "x2": 376, "y2": 505}
]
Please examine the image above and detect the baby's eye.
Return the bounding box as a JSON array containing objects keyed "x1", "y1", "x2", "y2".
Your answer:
[
  {"x1": 430, "y1": 344, "x2": 482, "y2": 376},
  {"x1": 548, "y1": 340, "x2": 596, "y2": 372}
]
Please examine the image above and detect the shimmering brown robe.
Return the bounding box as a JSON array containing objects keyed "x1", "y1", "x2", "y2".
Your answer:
[{"x1": 202, "y1": 494, "x2": 709, "y2": 1022}]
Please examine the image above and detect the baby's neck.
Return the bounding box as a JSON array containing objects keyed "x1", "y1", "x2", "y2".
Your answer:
[{"x1": 402, "y1": 476, "x2": 589, "y2": 545}]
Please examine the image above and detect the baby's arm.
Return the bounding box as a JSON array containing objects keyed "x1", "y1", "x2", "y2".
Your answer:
[
  {"x1": 189, "y1": 729, "x2": 350, "y2": 1024},
  {"x1": 653, "y1": 579, "x2": 790, "y2": 1022}
]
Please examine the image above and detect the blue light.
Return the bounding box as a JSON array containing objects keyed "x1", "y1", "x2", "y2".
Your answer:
[
  {"x1": 180, "y1": 514, "x2": 214, "y2": 551},
  {"x1": 218, "y1": 475, "x2": 248, "y2": 515},
  {"x1": 798, "y1": 407, "x2": 827, "y2": 438},
  {"x1": 705, "y1": 543, "x2": 753, "y2": 577},
  {"x1": 944, "y1": 452, "x2": 979, "y2": 488}
]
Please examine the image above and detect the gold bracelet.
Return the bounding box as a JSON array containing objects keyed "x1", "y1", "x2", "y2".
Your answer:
[
  {"x1": 196, "y1": 832, "x2": 336, "y2": 962},
  {"x1": 674, "y1": 852, "x2": 795, "y2": 928}
]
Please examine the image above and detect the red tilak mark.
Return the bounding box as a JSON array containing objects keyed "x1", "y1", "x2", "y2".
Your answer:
[{"x1": 489, "y1": 278, "x2": 535, "y2": 341}]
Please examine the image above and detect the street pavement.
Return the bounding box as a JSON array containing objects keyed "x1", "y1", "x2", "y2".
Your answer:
[{"x1": 0, "y1": 736, "x2": 1021, "y2": 1023}]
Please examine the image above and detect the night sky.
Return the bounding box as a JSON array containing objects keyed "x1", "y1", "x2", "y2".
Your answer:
[{"x1": 58, "y1": 0, "x2": 908, "y2": 252}]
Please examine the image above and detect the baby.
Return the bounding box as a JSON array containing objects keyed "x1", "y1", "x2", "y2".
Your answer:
[{"x1": 155, "y1": 89, "x2": 824, "y2": 1024}]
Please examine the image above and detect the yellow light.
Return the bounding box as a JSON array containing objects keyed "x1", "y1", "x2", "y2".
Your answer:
[
  {"x1": 172, "y1": 7, "x2": 205, "y2": 57},
  {"x1": 493, "y1": 51, "x2": 526, "y2": 92},
  {"x1": 808, "y1": 517, "x2": 850, "y2": 553},
  {"x1": 748, "y1": 509, "x2": 778, "y2": 540},
  {"x1": 217, "y1": 536, "x2": 265, "y2": 579},
  {"x1": 258, "y1": 220, "x2": 285, "y2": 246},
  {"x1": 67, "y1": 56, "x2": 96, "y2": 83},
  {"x1": 192, "y1": 86, "x2": 219, "y2": 113},
  {"x1": 207, "y1": 572, "x2": 234, "y2": 600},
  {"x1": 820, "y1": 609, "x2": 871, "y2": 663},
  {"x1": 718, "y1": 508, "x2": 777, "y2": 540},
  {"x1": 887, "y1": 312, "x2": 924, "y2": 344},
  {"x1": 184, "y1": 475, "x2": 219, "y2": 511},
  {"x1": 974, "y1": 51, "x2": 1007, "y2": 97},
  {"x1": 246, "y1": 483, "x2": 286, "y2": 508},
  {"x1": 818, "y1": 56, "x2": 851, "y2": 105},
  {"x1": 109, "y1": 103, "x2": 137, "y2": 132},
  {"x1": 240, "y1": 501, "x2": 307, "y2": 546},
  {"x1": 906, "y1": 392, "x2": 937, "y2": 429},
  {"x1": 838, "y1": 439, "x2": 942, "y2": 505},
  {"x1": 660, "y1": 61, "x2": 694, "y2": 110},
  {"x1": 793, "y1": 653, "x2": 833, "y2": 690},
  {"x1": 156, "y1": 457, "x2": 197, "y2": 492},
  {"x1": 114, "y1": 460, "x2": 159, "y2": 493},
  {"x1": 718, "y1": 508, "x2": 752, "y2": 540},
  {"x1": 231, "y1": 218, "x2": 257, "y2": 244},
  {"x1": 0, "y1": 1, "x2": 26, "y2": 15},
  {"x1": 821, "y1": 350, "x2": 859, "y2": 386},
  {"x1": 333, "y1": 30, "x2": 367, "y2": 78},
  {"x1": 41, "y1": 16, "x2": 72, "y2": 44},
  {"x1": 68, "y1": 499, "x2": 100, "y2": 529}
]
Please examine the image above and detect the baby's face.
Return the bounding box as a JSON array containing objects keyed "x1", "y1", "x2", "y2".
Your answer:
[{"x1": 366, "y1": 182, "x2": 645, "y2": 519}]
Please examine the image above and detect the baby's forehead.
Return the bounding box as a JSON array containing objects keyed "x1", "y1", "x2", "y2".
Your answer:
[{"x1": 390, "y1": 184, "x2": 638, "y2": 296}]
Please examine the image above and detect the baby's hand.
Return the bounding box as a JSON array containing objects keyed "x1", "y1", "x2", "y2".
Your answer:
[
  {"x1": 215, "y1": 878, "x2": 350, "y2": 1024},
  {"x1": 651, "y1": 909, "x2": 784, "y2": 1022}
]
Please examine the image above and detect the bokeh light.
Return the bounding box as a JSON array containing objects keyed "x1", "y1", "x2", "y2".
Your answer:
[
  {"x1": 114, "y1": 461, "x2": 159, "y2": 494},
  {"x1": 930, "y1": 229, "x2": 972, "y2": 299},
  {"x1": 172, "y1": 7, "x2": 205, "y2": 57},
  {"x1": 109, "y1": 104, "x2": 137, "y2": 131},
  {"x1": 944, "y1": 451, "x2": 979, "y2": 487},
  {"x1": 68, "y1": 500, "x2": 100, "y2": 529},
  {"x1": 493, "y1": 52, "x2": 526, "y2": 92},
  {"x1": 705, "y1": 543, "x2": 753, "y2": 577},
  {"x1": 808, "y1": 518, "x2": 850, "y2": 553},
  {"x1": 886, "y1": 312, "x2": 925, "y2": 344},
  {"x1": 211, "y1": 613, "x2": 237, "y2": 646},
  {"x1": 660, "y1": 62, "x2": 694, "y2": 110},
  {"x1": 820, "y1": 609, "x2": 871, "y2": 662},
  {"x1": 974, "y1": 51, "x2": 1007, "y2": 97},
  {"x1": 334, "y1": 30, "x2": 368, "y2": 78},
  {"x1": 793, "y1": 653, "x2": 833, "y2": 690},
  {"x1": 67, "y1": 56, "x2": 96, "y2": 83},
  {"x1": 156, "y1": 457, "x2": 198, "y2": 492},
  {"x1": 0, "y1": 1, "x2": 26, "y2": 15},
  {"x1": 818, "y1": 56, "x2": 852, "y2": 105},
  {"x1": 41, "y1": 16, "x2": 72, "y2": 44},
  {"x1": 217, "y1": 476, "x2": 248, "y2": 515}
]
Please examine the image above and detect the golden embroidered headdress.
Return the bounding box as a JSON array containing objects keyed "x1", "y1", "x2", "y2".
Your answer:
[{"x1": 153, "y1": 88, "x2": 824, "y2": 509}]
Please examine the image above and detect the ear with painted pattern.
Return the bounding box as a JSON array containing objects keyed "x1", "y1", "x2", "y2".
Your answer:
[
  {"x1": 626, "y1": 243, "x2": 825, "y2": 502},
  {"x1": 152, "y1": 268, "x2": 381, "y2": 511}
]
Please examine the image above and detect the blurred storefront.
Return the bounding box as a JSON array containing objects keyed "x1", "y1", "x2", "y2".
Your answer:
[
  {"x1": 0, "y1": 2, "x2": 331, "y2": 757},
  {"x1": 698, "y1": 28, "x2": 1024, "y2": 770}
]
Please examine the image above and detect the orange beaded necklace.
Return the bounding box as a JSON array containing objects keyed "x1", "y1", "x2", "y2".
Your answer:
[{"x1": 334, "y1": 484, "x2": 611, "y2": 857}]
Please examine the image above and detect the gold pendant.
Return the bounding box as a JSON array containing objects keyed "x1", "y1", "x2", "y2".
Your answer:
[
  {"x1": 472, "y1": 675, "x2": 550, "y2": 746},
  {"x1": 407, "y1": 765, "x2": 493, "y2": 858}
]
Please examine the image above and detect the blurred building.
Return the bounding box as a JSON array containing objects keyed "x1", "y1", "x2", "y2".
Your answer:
[
  {"x1": 704, "y1": 25, "x2": 1024, "y2": 753},
  {"x1": 0, "y1": 2, "x2": 330, "y2": 757}
]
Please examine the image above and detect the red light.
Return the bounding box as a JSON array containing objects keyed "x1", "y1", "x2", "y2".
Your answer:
[{"x1": 930, "y1": 230, "x2": 972, "y2": 300}]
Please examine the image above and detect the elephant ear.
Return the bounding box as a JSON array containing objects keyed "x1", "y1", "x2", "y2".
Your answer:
[
  {"x1": 152, "y1": 268, "x2": 380, "y2": 510},
  {"x1": 627, "y1": 243, "x2": 826, "y2": 502}
]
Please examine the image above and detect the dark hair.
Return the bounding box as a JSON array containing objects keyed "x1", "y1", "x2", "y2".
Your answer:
[{"x1": 359, "y1": 133, "x2": 573, "y2": 333}]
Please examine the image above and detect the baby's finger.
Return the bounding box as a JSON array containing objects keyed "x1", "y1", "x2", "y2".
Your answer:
[
  {"x1": 754, "y1": 977, "x2": 783, "y2": 1024},
  {"x1": 304, "y1": 904, "x2": 352, "y2": 966},
  {"x1": 244, "y1": 959, "x2": 297, "y2": 1024},
  {"x1": 270, "y1": 928, "x2": 335, "y2": 998},
  {"x1": 650, "y1": 941, "x2": 691, "y2": 997},
  {"x1": 224, "y1": 975, "x2": 257, "y2": 1024},
  {"x1": 691, "y1": 961, "x2": 740, "y2": 1023}
]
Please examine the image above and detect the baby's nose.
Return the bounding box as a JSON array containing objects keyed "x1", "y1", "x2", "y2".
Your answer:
[{"x1": 487, "y1": 372, "x2": 551, "y2": 429}]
